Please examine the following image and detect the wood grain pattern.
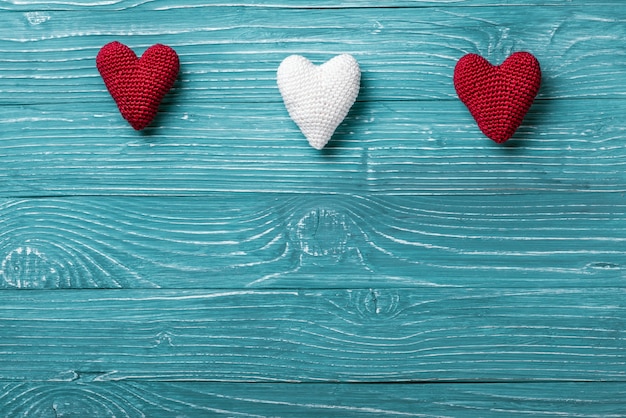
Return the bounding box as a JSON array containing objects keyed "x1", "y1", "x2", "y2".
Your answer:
[
  {"x1": 1, "y1": 5, "x2": 625, "y2": 197},
  {"x1": 4, "y1": 0, "x2": 620, "y2": 10},
  {"x1": 1, "y1": 5, "x2": 626, "y2": 105},
  {"x1": 1, "y1": 289, "x2": 625, "y2": 382},
  {"x1": 2, "y1": 382, "x2": 626, "y2": 417},
  {"x1": 2, "y1": 100, "x2": 625, "y2": 197},
  {"x1": 1, "y1": 193, "x2": 624, "y2": 289},
  {"x1": 1, "y1": 1, "x2": 626, "y2": 416}
]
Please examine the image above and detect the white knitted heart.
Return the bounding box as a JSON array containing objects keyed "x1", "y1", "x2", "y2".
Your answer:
[{"x1": 277, "y1": 54, "x2": 361, "y2": 150}]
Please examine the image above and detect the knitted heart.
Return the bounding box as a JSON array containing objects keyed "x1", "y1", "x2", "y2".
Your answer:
[
  {"x1": 277, "y1": 54, "x2": 361, "y2": 150},
  {"x1": 96, "y1": 41, "x2": 180, "y2": 130},
  {"x1": 454, "y1": 52, "x2": 541, "y2": 143}
]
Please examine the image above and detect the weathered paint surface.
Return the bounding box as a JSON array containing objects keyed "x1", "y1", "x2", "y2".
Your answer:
[{"x1": 1, "y1": 1, "x2": 625, "y2": 416}]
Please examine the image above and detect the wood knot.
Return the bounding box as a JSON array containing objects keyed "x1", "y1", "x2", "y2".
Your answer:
[
  {"x1": 24, "y1": 12, "x2": 51, "y2": 25},
  {"x1": 352, "y1": 289, "x2": 401, "y2": 320},
  {"x1": 291, "y1": 207, "x2": 351, "y2": 258},
  {"x1": 3, "y1": 383, "x2": 130, "y2": 417},
  {"x1": 0, "y1": 246, "x2": 61, "y2": 289}
]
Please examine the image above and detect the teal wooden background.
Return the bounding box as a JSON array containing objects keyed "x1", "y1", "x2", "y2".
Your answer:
[{"x1": 1, "y1": 0, "x2": 626, "y2": 416}]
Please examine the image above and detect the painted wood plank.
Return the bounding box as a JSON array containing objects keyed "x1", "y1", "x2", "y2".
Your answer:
[
  {"x1": 2, "y1": 0, "x2": 623, "y2": 11},
  {"x1": 0, "y1": 5, "x2": 625, "y2": 105},
  {"x1": 1, "y1": 193, "x2": 624, "y2": 289},
  {"x1": 1, "y1": 288, "x2": 625, "y2": 382},
  {"x1": 2, "y1": 381, "x2": 626, "y2": 417},
  {"x1": 2, "y1": 99, "x2": 625, "y2": 197}
]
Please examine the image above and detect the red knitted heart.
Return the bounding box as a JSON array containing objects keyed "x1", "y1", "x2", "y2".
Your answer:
[
  {"x1": 454, "y1": 52, "x2": 541, "y2": 143},
  {"x1": 96, "y1": 42, "x2": 180, "y2": 130}
]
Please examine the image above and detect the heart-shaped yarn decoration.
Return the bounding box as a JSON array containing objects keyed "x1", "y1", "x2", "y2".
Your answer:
[
  {"x1": 277, "y1": 54, "x2": 361, "y2": 150},
  {"x1": 454, "y1": 52, "x2": 541, "y2": 143},
  {"x1": 96, "y1": 41, "x2": 180, "y2": 130}
]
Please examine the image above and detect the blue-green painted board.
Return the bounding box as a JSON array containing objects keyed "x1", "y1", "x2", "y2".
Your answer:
[
  {"x1": 2, "y1": 382, "x2": 626, "y2": 417},
  {"x1": 1, "y1": 288, "x2": 625, "y2": 382},
  {"x1": 1, "y1": 194, "x2": 625, "y2": 289},
  {"x1": 1, "y1": 100, "x2": 625, "y2": 196},
  {"x1": 1, "y1": 1, "x2": 626, "y2": 416},
  {"x1": 2, "y1": 0, "x2": 621, "y2": 11},
  {"x1": 1, "y1": 5, "x2": 626, "y2": 105}
]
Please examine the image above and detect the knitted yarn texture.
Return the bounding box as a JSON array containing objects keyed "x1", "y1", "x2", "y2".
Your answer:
[
  {"x1": 97, "y1": 42, "x2": 180, "y2": 130},
  {"x1": 454, "y1": 52, "x2": 541, "y2": 143},
  {"x1": 277, "y1": 54, "x2": 361, "y2": 150}
]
